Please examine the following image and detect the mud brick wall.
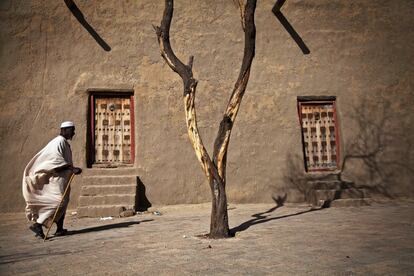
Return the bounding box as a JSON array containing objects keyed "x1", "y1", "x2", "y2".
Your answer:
[{"x1": 1, "y1": 0, "x2": 413, "y2": 211}]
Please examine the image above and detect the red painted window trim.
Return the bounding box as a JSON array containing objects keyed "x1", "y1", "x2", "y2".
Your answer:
[
  {"x1": 332, "y1": 101, "x2": 340, "y2": 169},
  {"x1": 130, "y1": 95, "x2": 135, "y2": 164},
  {"x1": 90, "y1": 94, "x2": 95, "y2": 165}
]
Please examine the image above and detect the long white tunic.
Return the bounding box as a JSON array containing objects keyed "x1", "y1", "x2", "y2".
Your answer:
[{"x1": 22, "y1": 135, "x2": 73, "y2": 225}]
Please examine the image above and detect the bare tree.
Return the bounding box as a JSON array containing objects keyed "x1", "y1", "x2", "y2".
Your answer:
[{"x1": 154, "y1": 0, "x2": 256, "y2": 238}]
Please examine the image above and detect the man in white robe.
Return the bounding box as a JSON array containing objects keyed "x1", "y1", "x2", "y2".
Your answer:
[{"x1": 22, "y1": 121, "x2": 82, "y2": 239}]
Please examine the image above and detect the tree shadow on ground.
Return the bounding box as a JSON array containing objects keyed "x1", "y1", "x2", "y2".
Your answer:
[
  {"x1": 230, "y1": 195, "x2": 324, "y2": 235},
  {"x1": 61, "y1": 219, "x2": 153, "y2": 237}
]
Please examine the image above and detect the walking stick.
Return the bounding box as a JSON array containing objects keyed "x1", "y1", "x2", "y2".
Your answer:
[{"x1": 44, "y1": 173, "x2": 75, "y2": 241}]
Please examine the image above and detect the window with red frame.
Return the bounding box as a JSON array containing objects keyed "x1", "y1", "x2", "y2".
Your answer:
[
  {"x1": 88, "y1": 91, "x2": 135, "y2": 167},
  {"x1": 298, "y1": 97, "x2": 340, "y2": 172}
]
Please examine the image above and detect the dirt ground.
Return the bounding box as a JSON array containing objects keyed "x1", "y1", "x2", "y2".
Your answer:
[{"x1": 0, "y1": 201, "x2": 413, "y2": 275}]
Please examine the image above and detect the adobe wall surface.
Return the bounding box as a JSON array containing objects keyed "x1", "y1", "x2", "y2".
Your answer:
[{"x1": 0, "y1": 0, "x2": 413, "y2": 212}]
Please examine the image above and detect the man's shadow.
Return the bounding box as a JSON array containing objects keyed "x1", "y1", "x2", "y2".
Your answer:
[
  {"x1": 48, "y1": 219, "x2": 153, "y2": 239},
  {"x1": 230, "y1": 194, "x2": 323, "y2": 235}
]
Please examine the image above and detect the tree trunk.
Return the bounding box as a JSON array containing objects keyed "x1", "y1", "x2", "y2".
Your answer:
[
  {"x1": 155, "y1": 0, "x2": 256, "y2": 238},
  {"x1": 210, "y1": 0, "x2": 256, "y2": 237},
  {"x1": 209, "y1": 176, "x2": 230, "y2": 237}
]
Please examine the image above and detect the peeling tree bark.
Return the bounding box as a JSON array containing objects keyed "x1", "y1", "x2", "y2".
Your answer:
[{"x1": 155, "y1": 0, "x2": 256, "y2": 238}]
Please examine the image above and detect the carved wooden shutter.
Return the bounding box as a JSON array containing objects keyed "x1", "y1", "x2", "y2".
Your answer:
[
  {"x1": 299, "y1": 101, "x2": 339, "y2": 171},
  {"x1": 94, "y1": 97, "x2": 132, "y2": 164}
]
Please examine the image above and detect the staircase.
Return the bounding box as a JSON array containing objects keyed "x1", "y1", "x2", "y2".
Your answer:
[
  {"x1": 308, "y1": 180, "x2": 372, "y2": 207},
  {"x1": 77, "y1": 168, "x2": 137, "y2": 217}
]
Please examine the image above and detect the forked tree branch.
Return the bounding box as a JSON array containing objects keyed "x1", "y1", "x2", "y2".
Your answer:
[
  {"x1": 233, "y1": 0, "x2": 246, "y2": 30},
  {"x1": 154, "y1": 0, "x2": 223, "y2": 188},
  {"x1": 213, "y1": 0, "x2": 256, "y2": 179},
  {"x1": 155, "y1": 0, "x2": 256, "y2": 194},
  {"x1": 153, "y1": 1, "x2": 192, "y2": 89}
]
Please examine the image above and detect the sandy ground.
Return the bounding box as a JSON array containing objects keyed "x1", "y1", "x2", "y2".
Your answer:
[{"x1": 0, "y1": 201, "x2": 413, "y2": 275}]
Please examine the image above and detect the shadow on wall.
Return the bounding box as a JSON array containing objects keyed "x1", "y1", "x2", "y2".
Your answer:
[
  {"x1": 64, "y1": 0, "x2": 111, "y2": 51},
  {"x1": 283, "y1": 154, "x2": 306, "y2": 200},
  {"x1": 284, "y1": 96, "x2": 414, "y2": 200},
  {"x1": 272, "y1": 0, "x2": 310, "y2": 55},
  {"x1": 136, "y1": 177, "x2": 152, "y2": 211},
  {"x1": 339, "y1": 97, "x2": 414, "y2": 198}
]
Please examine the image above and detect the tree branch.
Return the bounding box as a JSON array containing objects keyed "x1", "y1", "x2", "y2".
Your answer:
[
  {"x1": 155, "y1": 0, "x2": 223, "y2": 188},
  {"x1": 213, "y1": 0, "x2": 257, "y2": 178}
]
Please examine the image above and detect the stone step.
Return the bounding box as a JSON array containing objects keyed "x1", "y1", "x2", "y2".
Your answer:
[
  {"x1": 336, "y1": 188, "x2": 368, "y2": 199},
  {"x1": 285, "y1": 189, "x2": 306, "y2": 203},
  {"x1": 330, "y1": 198, "x2": 372, "y2": 207},
  {"x1": 306, "y1": 172, "x2": 341, "y2": 181},
  {"x1": 77, "y1": 205, "x2": 134, "y2": 218},
  {"x1": 311, "y1": 188, "x2": 368, "y2": 201},
  {"x1": 84, "y1": 168, "x2": 136, "y2": 176},
  {"x1": 309, "y1": 180, "x2": 355, "y2": 190},
  {"x1": 81, "y1": 175, "x2": 137, "y2": 186},
  {"x1": 310, "y1": 189, "x2": 337, "y2": 206},
  {"x1": 78, "y1": 195, "x2": 136, "y2": 206},
  {"x1": 309, "y1": 180, "x2": 342, "y2": 190},
  {"x1": 81, "y1": 185, "x2": 136, "y2": 196}
]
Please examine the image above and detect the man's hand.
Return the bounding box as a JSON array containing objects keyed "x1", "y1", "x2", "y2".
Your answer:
[{"x1": 72, "y1": 167, "x2": 82, "y2": 175}]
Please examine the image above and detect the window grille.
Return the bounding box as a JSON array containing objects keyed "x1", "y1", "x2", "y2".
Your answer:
[{"x1": 298, "y1": 98, "x2": 340, "y2": 171}]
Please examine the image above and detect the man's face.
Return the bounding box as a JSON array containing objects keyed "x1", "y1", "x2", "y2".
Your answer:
[
  {"x1": 70, "y1": 127, "x2": 76, "y2": 139},
  {"x1": 62, "y1": 127, "x2": 75, "y2": 140}
]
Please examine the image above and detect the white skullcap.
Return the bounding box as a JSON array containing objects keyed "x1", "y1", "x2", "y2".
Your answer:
[{"x1": 60, "y1": 121, "x2": 75, "y2": 128}]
